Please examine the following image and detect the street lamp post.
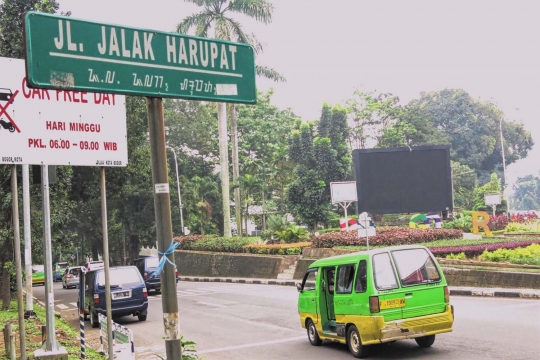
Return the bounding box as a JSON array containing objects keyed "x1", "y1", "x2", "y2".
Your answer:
[
  {"x1": 167, "y1": 146, "x2": 185, "y2": 234},
  {"x1": 499, "y1": 116, "x2": 509, "y2": 215}
]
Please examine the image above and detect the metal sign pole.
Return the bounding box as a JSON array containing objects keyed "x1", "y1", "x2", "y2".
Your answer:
[
  {"x1": 11, "y1": 165, "x2": 27, "y2": 360},
  {"x1": 147, "y1": 97, "x2": 181, "y2": 359},
  {"x1": 22, "y1": 164, "x2": 34, "y2": 318},
  {"x1": 79, "y1": 268, "x2": 86, "y2": 359},
  {"x1": 41, "y1": 165, "x2": 58, "y2": 351},
  {"x1": 100, "y1": 167, "x2": 114, "y2": 360}
]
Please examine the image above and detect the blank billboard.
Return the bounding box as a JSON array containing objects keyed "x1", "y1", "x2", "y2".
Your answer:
[{"x1": 353, "y1": 146, "x2": 453, "y2": 214}]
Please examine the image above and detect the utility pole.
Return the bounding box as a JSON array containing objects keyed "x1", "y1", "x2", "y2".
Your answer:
[
  {"x1": 499, "y1": 115, "x2": 509, "y2": 215},
  {"x1": 12, "y1": 165, "x2": 26, "y2": 360},
  {"x1": 147, "y1": 98, "x2": 181, "y2": 358}
]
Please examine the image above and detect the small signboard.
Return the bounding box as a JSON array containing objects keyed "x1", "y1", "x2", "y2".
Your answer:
[
  {"x1": 330, "y1": 181, "x2": 358, "y2": 203},
  {"x1": 24, "y1": 12, "x2": 256, "y2": 104},
  {"x1": 0, "y1": 57, "x2": 127, "y2": 166},
  {"x1": 484, "y1": 193, "x2": 501, "y2": 206}
]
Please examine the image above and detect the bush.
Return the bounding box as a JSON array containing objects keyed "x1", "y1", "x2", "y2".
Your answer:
[
  {"x1": 318, "y1": 228, "x2": 340, "y2": 235},
  {"x1": 488, "y1": 214, "x2": 509, "y2": 231},
  {"x1": 311, "y1": 227, "x2": 463, "y2": 248},
  {"x1": 479, "y1": 243, "x2": 540, "y2": 265},
  {"x1": 275, "y1": 225, "x2": 310, "y2": 243},
  {"x1": 430, "y1": 241, "x2": 538, "y2": 258},
  {"x1": 510, "y1": 212, "x2": 539, "y2": 223},
  {"x1": 242, "y1": 242, "x2": 312, "y2": 255},
  {"x1": 443, "y1": 212, "x2": 473, "y2": 232},
  {"x1": 505, "y1": 221, "x2": 540, "y2": 233},
  {"x1": 445, "y1": 252, "x2": 467, "y2": 260},
  {"x1": 176, "y1": 236, "x2": 257, "y2": 253}
]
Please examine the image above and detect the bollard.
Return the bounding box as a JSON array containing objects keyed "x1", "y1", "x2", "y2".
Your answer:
[{"x1": 4, "y1": 324, "x2": 15, "y2": 360}]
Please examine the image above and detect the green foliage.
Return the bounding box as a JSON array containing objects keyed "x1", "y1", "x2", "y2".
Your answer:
[
  {"x1": 266, "y1": 214, "x2": 290, "y2": 233},
  {"x1": 318, "y1": 228, "x2": 341, "y2": 235},
  {"x1": 274, "y1": 225, "x2": 310, "y2": 243},
  {"x1": 445, "y1": 252, "x2": 467, "y2": 260},
  {"x1": 472, "y1": 173, "x2": 507, "y2": 214},
  {"x1": 287, "y1": 105, "x2": 351, "y2": 229},
  {"x1": 505, "y1": 221, "x2": 540, "y2": 233},
  {"x1": 242, "y1": 242, "x2": 312, "y2": 255},
  {"x1": 451, "y1": 161, "x2": 478, "y2": 210},
  {"x1": 442, "y1": 212, "x2": 473, "y2": 233},
  {"x1": 180, "y1": 236, "x2": 258, "y2": 253},
  {"x1": 480, "y1": 243, "x2": 540, "y2": 265},
  {"x1": 510, "y1": 173, "x2": 540, "y2": 211}
]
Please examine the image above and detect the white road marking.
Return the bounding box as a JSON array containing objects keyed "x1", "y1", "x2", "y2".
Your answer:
[
  {"x1": 197, "y1": 301, "x2": 226, "y2": 308},
  {"x1": 56, "y1": 304, "x2": 69, "y2": 310},
  {"x1": 70, "y1": 303, "x2": 78, "y2": 307},
  {"x1": 197, "y1": 336, "x2": 306, "y2": 354}
]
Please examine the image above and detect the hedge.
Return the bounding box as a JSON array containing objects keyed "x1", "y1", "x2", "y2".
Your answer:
[
  {"x1": 174, "y1": 235, "x2": 256, "y2": 253},
  {"x1": 242, "y1": 242, "x2": 312, "y2": 255},
  {"x1": 430, "y1": 241, "x2": 539, "y2": 258},
  {"x1": 311, "y1": 227, "x2": 463, "y2": 248}
]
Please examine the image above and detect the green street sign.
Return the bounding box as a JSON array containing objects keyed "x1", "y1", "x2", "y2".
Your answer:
[{"x1": 24, "y1": 12, "x2": 256, "y2": 104}]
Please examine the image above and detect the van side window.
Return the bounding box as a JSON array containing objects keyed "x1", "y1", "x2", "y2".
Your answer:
[
  {"x1": 373, "y1": 253, "x2": 398, "y2": 290},
  {"x1": 392, "y1": 248, "x2": 441, "y2": 286},
  {"x1": 354, "y1": 260, "x2": 367, "y2": 293},
  {"x1": 336, "y1": 265, "x2": 355, "y2": 294},
  {"x1": 302, "y1": 271, "x2": 317, "y2": 291}
]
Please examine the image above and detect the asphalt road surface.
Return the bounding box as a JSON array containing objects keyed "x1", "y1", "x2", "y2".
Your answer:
[{"x1": 33, "y1": 280, "x2": 540, "y2": 359}]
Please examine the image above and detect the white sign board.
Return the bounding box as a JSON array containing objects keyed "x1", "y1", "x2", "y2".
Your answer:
[
  {"x1": 484, "y1": 193, "x2": 501, "y2": 206},
  {"x1": 330, "y1": 181, "x2": 357, "y2": 203},
  {"x1": 0, "y1": 57, "x2": 127, "y2": 166}
]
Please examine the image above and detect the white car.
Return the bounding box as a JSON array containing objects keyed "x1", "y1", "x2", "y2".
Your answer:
[{"x1": 85, "y1": 261, "x2": 104, "y2": 271}]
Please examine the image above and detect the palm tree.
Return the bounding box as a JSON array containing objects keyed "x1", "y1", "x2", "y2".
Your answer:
[{"x1": 177, "y1": 0, "x2": 285, "y2": 237}]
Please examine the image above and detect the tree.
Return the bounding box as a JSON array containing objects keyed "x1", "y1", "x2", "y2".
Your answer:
[
  {"x1": 511, "y1": 174, "x2": 540, "y2": 211},
  {"x1": 177, "y1": 0, "x2": 284, "y2": 236},
  {"x1": 0, "y1": 0, "x2": 72, "y2": 307},
  {"x1": 472, "y1": 173, "x2": 507, "y2": 214},
  {"x1": 408, "y1": 89, "x2": 534, "y2": 179},
  {"x1": 288, "y1": 104, "x2": 351, "y2": 230},
  {"x1": 346, "y1": 90, "x2": 402, "y2": 149},
  {"x1": 451, "y1": 161, "x2": 477, "y2": 210}
]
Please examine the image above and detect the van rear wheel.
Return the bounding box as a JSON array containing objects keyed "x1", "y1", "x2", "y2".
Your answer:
[
  {"x1": 306, "y1": 319, "x2": 322, "y2": 346},
  {"x1": 347, "y1": 325, "x2": 369, "y2": 358},
  {"x1": 415, "y1": 335, "x2": 435, "y2": 348}
]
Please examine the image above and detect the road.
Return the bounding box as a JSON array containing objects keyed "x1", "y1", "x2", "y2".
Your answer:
[{"x1": 33, "y1": 280, "x2": 540, "y2": 360}]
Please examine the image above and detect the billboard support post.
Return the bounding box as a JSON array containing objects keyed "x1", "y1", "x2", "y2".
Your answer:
[
  {"x1": 338, "y1": 202, "x2": 353, "y2": 230},
  {"x1": 23, "y1": 164, "x2": 35, "y2": 318},
  {"x1": 11, "y1": 165, "x2": 27, "y2": 360}
]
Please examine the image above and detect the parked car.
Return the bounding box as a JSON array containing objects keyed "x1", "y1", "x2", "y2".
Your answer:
[
  {"x1": 54, "y1": 262, "x2": 69, "y2": 281},
  {"x1": 85, "y1": 260, "x2": 104, "y2": 271},
  {"x1": 32, "y1": 265, "x2": 45, "y2": 286},
  {"x1": 297, "y1": 245, "x2": 454, "y2": 358},
  {"x1": 132, "y1": 256, "x2": 179, "y2": 293},
  {"x1": 83, "y1": 266, "x2": 148, "y2": 328},
  {"x1": 62, "y1": 266, "x2": 82, "y2": 289}
]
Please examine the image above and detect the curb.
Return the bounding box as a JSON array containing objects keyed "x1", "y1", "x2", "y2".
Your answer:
[{"x1": 178, "y1": 276, "x2": 540, "y2": 299}]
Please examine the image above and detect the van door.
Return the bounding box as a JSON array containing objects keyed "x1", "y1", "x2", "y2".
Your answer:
[
  {"x1": 323, "y1": 267, "x2": 336, "y2": 321},
  {"x1": 298, "y1": 269, "x2": 318, "y2": 324},
  {"x1": 390, "y1": 248, "x2": 447, "y2": 319},
  {"x1": 372, "y1": 252, "x2": 404, "y2": 321}
]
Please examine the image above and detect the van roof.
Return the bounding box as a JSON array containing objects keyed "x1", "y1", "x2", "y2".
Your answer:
[{"x1": 308, "y1": 245, "x2": 430, "y2": 268}]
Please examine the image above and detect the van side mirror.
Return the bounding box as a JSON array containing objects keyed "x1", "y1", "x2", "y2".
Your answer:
[{"x1": 296, "y1": 283, "x2": 303, "y2": 293}]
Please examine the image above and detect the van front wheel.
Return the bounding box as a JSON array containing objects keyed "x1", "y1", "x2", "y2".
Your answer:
[
  {"x1": 306, "y1": 319, "x2": 322, "y2": 346},
  {"x1": 347, "y1": 325, "x2": 369, "y2": 358},
  {"x1": 415, "y1": 335, "x2": 435, "y2": 348}
]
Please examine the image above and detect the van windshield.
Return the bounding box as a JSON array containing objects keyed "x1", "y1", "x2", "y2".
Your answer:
[
  {"x1": 57, "y1": 262, "x2": 69, "y2": 269},
  {"x1": 97, "y1": 268, "x2": 141, "y2": 287},
  {"x1": 146, "y1": 257, "x2": 159, "y2": 269},
  {"x1": 392, "y1": 249, "x2": 441, "y2": 286}
]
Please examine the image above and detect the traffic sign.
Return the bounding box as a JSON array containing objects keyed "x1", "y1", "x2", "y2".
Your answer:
[
  {"x1": 24, "y1": 12, "x2": 257, "y2": 104},
  {"x1": 0, "y1": 57, "x2": 127, "y2": 166}
]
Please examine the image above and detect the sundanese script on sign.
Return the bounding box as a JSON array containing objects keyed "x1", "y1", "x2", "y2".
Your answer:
[
  {"x1": 0, "y1": 57, "x2": 127, "y2": 166},
  {"x1": 24, "y1": 12, "x2": 256, "y2": 103}
]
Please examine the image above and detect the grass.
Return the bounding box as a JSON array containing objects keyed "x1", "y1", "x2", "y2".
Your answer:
[
  {"x1": 334, "y1": 236, "x2": 540, "y2": 251},
  {"x1": 0, "y1": 300, "x2": 104, "y2": 360}
]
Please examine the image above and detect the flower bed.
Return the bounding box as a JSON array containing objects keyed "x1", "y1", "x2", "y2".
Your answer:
[
  {"x1": 430, "y1": 241, "x2": 539, "y2": 258},
  {"x1": 311, "y1": 227, "x2": 463, "y2": 248},
  {"x1": 243, "y1": 242, "x2": 312, "y2": 255}
]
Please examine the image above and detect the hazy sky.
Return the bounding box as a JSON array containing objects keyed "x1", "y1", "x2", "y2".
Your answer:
[{"x1": 59, "y1": 0, "x2": 540, "y2": 191}]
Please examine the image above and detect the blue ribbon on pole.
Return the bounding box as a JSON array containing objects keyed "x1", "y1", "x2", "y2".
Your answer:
[{"x1": 155, "y1": 241, "x2": 180, "y2": 275}]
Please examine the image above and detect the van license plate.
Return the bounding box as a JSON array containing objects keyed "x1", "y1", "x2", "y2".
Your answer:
[
  {"x1": 112, "y1": 291, "x2": 131, "y2": 300},
  {"x1": 380, "y1": 298, "x2": 406, "y2": 309}
]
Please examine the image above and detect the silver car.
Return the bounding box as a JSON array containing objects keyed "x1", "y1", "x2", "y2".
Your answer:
[{"x1": 62, "y1": 266, "x2": 82, "y2": 289}]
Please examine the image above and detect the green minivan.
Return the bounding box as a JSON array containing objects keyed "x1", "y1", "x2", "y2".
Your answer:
[{"x1": 297, "y1": 245, "x2": 454, "y2": 358}]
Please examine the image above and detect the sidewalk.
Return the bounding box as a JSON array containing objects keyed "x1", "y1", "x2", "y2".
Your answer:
[{"x1": 178, "y1": 276, "x2": 540, "y2": 300}]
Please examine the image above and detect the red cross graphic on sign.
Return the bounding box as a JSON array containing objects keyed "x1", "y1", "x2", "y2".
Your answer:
[{"x1": 0, "y1": 90, "x2": 21, "y2": 133}]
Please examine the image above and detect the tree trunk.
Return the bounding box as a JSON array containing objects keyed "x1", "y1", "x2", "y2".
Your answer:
[
  {"x1": 218, "y1": 102, "x2": 232, "y2": 237},
  {"x1": 230, "y1": 105, "x2": 242, "y2": 236},
  {"x1": 1, "y1": 265, "x2": 11, "y2": 310}
]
